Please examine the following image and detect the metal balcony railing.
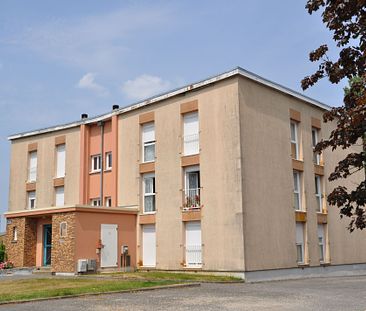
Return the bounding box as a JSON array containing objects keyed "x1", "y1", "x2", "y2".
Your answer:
[{"x1": 183, "y1": 188, "x2": 201, "y2": 210}]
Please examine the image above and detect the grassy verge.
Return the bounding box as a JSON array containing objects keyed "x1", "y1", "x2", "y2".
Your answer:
[
  {"x1": 0, "y1": 278, "x2": 179, "y2": 303},
  {"x1": 102, "y1": 271, "x2": 241, "y2": 282}
]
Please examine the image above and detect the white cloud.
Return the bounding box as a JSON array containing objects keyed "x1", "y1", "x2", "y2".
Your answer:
[
  {"x1": 77, "y1": 73, "x2": 108, "y2": 96},
  {"x1": 121, "y1": 74, "x2": 172, "y2": 100}
]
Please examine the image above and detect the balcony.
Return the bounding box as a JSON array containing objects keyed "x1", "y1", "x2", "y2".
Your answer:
[{"x1": 183, "y1": 188, "x2": 201, "y2": 211}]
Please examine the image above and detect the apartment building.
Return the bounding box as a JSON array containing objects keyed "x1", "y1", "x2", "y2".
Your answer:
[{"x1": 5, "y1": 67, "x2": 366, "y2": 280}]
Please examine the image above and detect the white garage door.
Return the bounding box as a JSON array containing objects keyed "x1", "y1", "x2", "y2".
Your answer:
[
  {"x1": 101, "y1": 224, "x2": 118, "y2": 268},
  {"x1": 142, "y1": 225, "x2": 156, "y2": 267},
  {"x1": 185, "y1": 221, "x2": 202, "y2": 267}
]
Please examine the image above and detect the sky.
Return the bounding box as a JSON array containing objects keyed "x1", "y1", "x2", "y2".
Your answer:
[{"x1": 0, "y1": 0, "x2": 345, "y2": 231}]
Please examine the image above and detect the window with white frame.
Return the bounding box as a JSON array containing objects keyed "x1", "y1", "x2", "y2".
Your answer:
[
  {"x1": 28, "y1": 151, "x2": 37, "y2": 182},
  {"x1": 60, "y1": 222, "x2": 67, "y2": 238},
  {"x1": 312, "y1": 127, "x2": 321, "y2": 165},
  {"x1": 315, "y1": 175, "x2": 323, "y2": 213},
  {"x1": 296, "y1": 222, "x2": 305, "y2": 264},
  {"x1": 28, "y1": 191, "x2": 36, "y2": 209},
  {"x1": 290, "y1": 121, "x2": 299, "y2": 160},
  {"x1": 91, "y1": 198, "x2": 101, "y2": 206},
  {"x1": 55, "y1": 186, "x2": 64, "y2": 207},
  {"x1": 12, "y1": 227, "x2": 18, "y2": 241},
  {"x1": 183, "y1": 112, "x2": 199, "y2": 156},
  {"x1": 91, "y1": 154, "x2": 101, "y2": 173},
  {"x1": 293, "y1": 171, "x2": 302, "y2": 211},
  {"x1": 142, "y1": 123, "x2": 155, "y2": 163},
  {"x1": 105, "y1": 196, "x2": 112, "y2": 207},
  {"x1": 143, "y1": 173, "x2": 155, "y2": 213},
  {"x1": 317, "y1": 224, "x2": 326, "y2": 262},
  {"x1": 56, "y1": 144, "x2": 66, "y2": 178},
  {"x1": 105, "y1": 152, "x2": 112, "y2": 170},
  {"x1": 184, "y1": 166, "x2": 201, "y2": 209}
]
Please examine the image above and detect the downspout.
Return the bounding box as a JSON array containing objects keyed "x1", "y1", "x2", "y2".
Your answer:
[{"x1": 98, "y1": 120, "x2": 105, "y2": 205}]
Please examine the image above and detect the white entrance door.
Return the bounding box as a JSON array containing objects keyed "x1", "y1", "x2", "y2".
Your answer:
[
  {"x1": 185, "y1": 221, "x2": 202, "y2": 267},
  {"x1": 142, "y1": 225, "x2": 156, "y2": 267},
  {"x1": 101, "y1": 224, "x2": 118, "y2": 268}
]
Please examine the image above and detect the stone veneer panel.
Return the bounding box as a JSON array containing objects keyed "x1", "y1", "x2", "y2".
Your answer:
[
  {"x1": 51, "y1": 212, "x2": 76, "y2": 273},
  {"x1": 5, "y1": 217, "x2": 37, "y2": 267},
  {"x1": 5, "y1": 217, "x2": 26, "y2": 267}
]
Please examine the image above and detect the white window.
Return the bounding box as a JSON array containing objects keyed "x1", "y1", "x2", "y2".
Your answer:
[
  {"x1": 105, "y1": 196, "x2": 112, "y2": 207},
  {"x1": 183, "y1": 112, "x2": 199, "y2": 156},
  {"x1": 91, "y1": 198, "x2": 101, "y2": 206},
  {"x1": 142, "y1": 123, "x2": 155, "y2": 163},
  {"x1": 60, "y1": 222, "x2": 67, "y2": 238},
  {"x1": 28, "y1": 151, "x2": 37, "y2": 182},
  {"x1": 105, "y1": 152, "x2": 112, "y2": 170},
  {"x1": 293, "y1": 171, "x2": 302, "y2": 211},
  {"x1": 312, "y1": 128, "x2": 321, "y2": 165},
  {"x1": 296, "y1": 222, "x2": 305, "y2": 264},
  {"x1": 56, "y1": 144, "x2": 66, "y2": 178},
  {"x1": 28, "y1": 191, "x2": 36, "y2": 209},
  {"x1": 55, "y1": 186, "x2": 64, "y2": 207},
  {"x1": 318, "y1": 224, "x2": 326, "y2": 262},
  {"x1": 143, "y1": 173, "x2": 155, "y2": 213},
  {"x1": 185, "y1": 221, "x2": 202, "y2": 267},
  {"x1": 91, "y1": 155, "x2": 101, "y2": 173},
  {"x1": 184, "y1": 166, "x2": 201, "y2": 209},
  {"x1": 12, "y1": 227, "x2": 18, "y2": 241},
  {"x1": 315, "y1": 175, "x2": 323, "y2": 213},
  {"x1": 290, "y1": 121, "x2": 299, "y2": 160}
]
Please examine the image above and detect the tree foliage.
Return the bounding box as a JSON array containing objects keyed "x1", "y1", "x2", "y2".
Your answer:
[{"x1": 302, "y1": 0, "x2": 366, "y2": 231}]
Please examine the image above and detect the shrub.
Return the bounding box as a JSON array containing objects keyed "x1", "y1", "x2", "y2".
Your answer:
[{"x1": 0, "y1": 242, "x2": 5, "y2": 263}]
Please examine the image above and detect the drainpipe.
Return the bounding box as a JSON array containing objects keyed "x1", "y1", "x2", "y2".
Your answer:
[{"x1": 98, "y1": 121, "x2": 105, "y2": 205}]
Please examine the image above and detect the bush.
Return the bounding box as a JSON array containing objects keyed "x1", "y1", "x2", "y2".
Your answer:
[
  {"x1": 0, "y1": 242, "x2": 6, "y2": 263},
  {"x1": 0, "y1": 261, "x2": 13, "y2": 270}
]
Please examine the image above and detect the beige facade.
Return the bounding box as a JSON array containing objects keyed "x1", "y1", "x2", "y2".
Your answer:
[{"x1": 4, "y1": 67, "x2": 366, "y2": 279}]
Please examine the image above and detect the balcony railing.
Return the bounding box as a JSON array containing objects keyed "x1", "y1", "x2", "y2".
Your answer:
[
  {"x1": 185, "y1": 245, "x2": 202, "y2": 267},
  {"x1": 183, "y1": 188, "x2": 201, "y2": 210},
  {"x1": 183, "y1": 133, "x2": 199, "y2": 155}
]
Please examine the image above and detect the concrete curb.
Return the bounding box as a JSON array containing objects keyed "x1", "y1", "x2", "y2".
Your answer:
[{"x1": 0, "y1": 282, "x2": 200, "y2": 306}]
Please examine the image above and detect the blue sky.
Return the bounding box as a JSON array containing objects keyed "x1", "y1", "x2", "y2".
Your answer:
[{"x1": 0, "y1": 1, "x2": 343, "y2": 231}]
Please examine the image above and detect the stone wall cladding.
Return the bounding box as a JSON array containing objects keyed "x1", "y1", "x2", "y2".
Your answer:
[
  {"x1": 23, "y1": 218, "x2": 37, "y2": 266},
  {"x1": 5, "y1": 217, "x2": 26, "y2": 267},
  {"x1": 51, "y1": 212, "x2": 76, "y2": 273}
]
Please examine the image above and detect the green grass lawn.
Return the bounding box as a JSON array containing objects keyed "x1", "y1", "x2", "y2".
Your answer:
[
  {"x1": 102, "y1": 271, "x2": 241, "y2": 282},
  {"x1": 0, "y1": 278, "x2": 178, "y2": 303}
]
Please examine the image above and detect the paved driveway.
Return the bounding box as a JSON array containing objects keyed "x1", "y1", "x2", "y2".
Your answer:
[{"x1": 2, "y1": 276, "x2": 366, "y2": 311}]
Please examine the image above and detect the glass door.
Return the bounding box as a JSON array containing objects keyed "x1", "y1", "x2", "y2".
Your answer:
[{"x1": 43, "y1": 224, "x2": 52, "y2": 266}]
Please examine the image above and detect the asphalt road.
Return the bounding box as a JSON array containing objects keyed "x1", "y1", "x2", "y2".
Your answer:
[{"x1": 2, "y1": 276, "x2": 366, "y2": 311}]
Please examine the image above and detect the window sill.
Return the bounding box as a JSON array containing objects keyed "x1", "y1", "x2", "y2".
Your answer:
[
  {"x1": 89, "y1": 170, "x2": 101, "y2": 175},
  {"x1": 141, "y1": 160, "x2": 155, "y2": 164},
  {"x1": 297, "y1": 263, "x2": 309, "y2": 268},
  {"x1": 104, "y1": 168, "x2": 112, "y2": 172},
  {"x1": 142, "y1": 211, "x2": 156, "y2": 215},
  {"x1": 11, "y1": 240, "x2": 17, "y2": 244},
  {"x1": 320, "y1": 261, "x2": 331, "y2": 267}
]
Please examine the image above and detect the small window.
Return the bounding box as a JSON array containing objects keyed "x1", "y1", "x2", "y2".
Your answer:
[
  {"x1": 312, "y1": 128, "x2": 321, "y2": 165},
  {"x1": 91, "y1": 155, "x2": 101, "y2": 173},
  {"x1": 12, "y1": 227, "x2": 18, "y2": 241},
  {"x1": 91, "y1": 198, "x2": 101, "y2": 207},
  {"x1": 105, "y1": 197, "x2": 112, "y2": 207},
  {"x1": 143, "y1": 173, "x2": 156, "y2": 213},
  {"x1": 60, "y1": 222, "x2": 67, "y2": 238},
  {"x1": 315, "y1": 175, "x2": 323, "y2": 213},
  {"x1": 183, "y1": 112, "x2": 199, "y2": 156},
  {"x1": 56, "y1": 144, "x2": 66, "y2": 177},
  {"x1": 28, "y1": 151, "x2": 37, "y2": 182},
  {"x1": 293, "y1": 171, "x2": 302, "y2": 211},
  {"x1": 318, "y1": 224, "x2": 326, "y2": 262},
  {"x1": 296, "y1": 222, "x2": 305, "y2": 264},
  {"x1": 105, "y1": 152, "x2": 112, "y2": 170},
  {"x1": 28, "y1": 191, "x2": 36, "y2": 209},
  {"x1": 142, "y1": 123, "x2": 155, "y2": 163},
  {"x1": 290, "y1": 121, "x2": 300, "y2": 160},
  {"x1": 55, "y1": 186, "x2": 64, "y2": 207}
]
